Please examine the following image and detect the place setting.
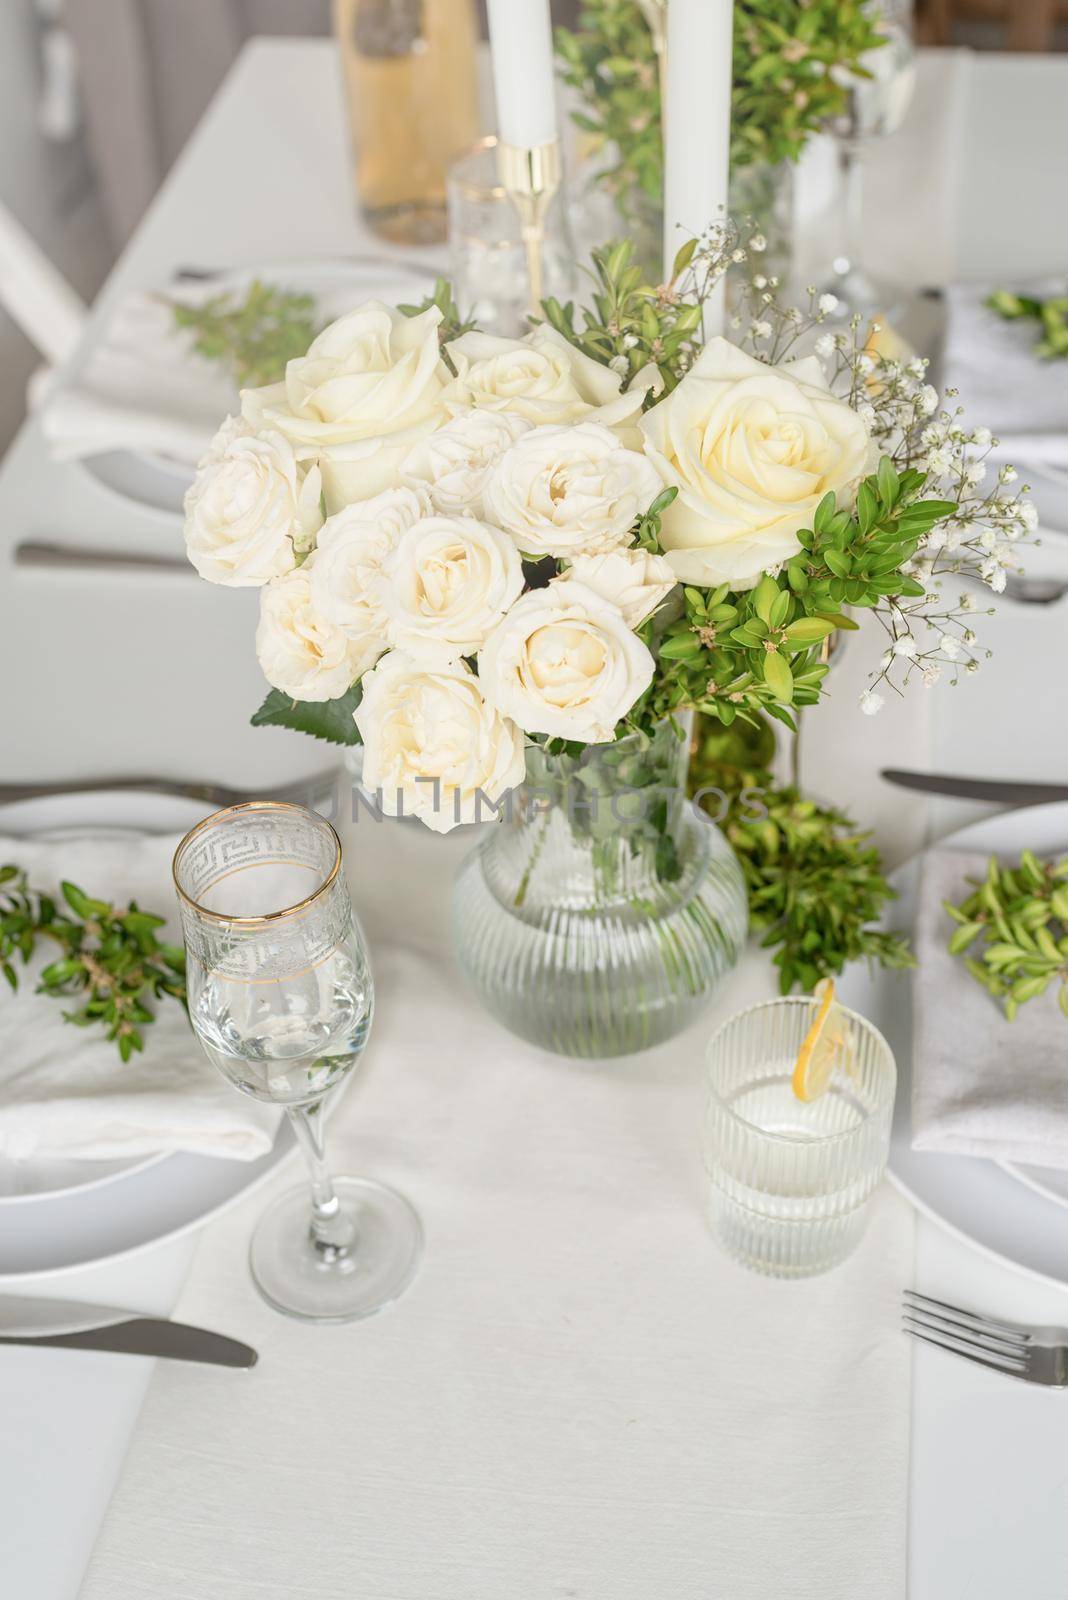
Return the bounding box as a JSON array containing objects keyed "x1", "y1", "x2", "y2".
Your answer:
[{"x1": 2, "y1": 2, "x2": 1068, "y2": 1597}]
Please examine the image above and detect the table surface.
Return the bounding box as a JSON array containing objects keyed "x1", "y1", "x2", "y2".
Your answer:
[{"x1": 2, "y1": 37, "x2": 1068, "y2": 1600}]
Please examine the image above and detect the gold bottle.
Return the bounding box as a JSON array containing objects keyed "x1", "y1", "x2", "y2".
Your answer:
[{"x1": 334, "y1": 0, "x2": 479, "y2": 246}]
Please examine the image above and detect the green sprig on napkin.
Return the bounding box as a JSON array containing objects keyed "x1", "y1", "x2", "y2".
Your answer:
[
  {"x1": 0, "y1": 865, "x2": 187, "y2": 1060},
  {"x1": 171, "y1": 279, "x2": 322, "y2": 388},
  {"x1": 945, "y1": 851, "x2": 1068, "y2": 1020},
  {"x1": 985, "y1": 285, "x2": 1068, "y2": 361}
]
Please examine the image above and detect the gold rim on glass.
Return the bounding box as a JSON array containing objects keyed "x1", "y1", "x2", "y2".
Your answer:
[{"x1": 172, "y1": 800, "x2": 342, "y2": 927}]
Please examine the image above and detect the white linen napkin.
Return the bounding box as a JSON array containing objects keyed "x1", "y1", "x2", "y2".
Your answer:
[
  {"x1": 912, "y1": 847, "x2": 1068, "y2": 1168},
  {"x1": 0, "y1": 831, "x2": 277, "y2": 1163},
  {"x1": 40, "y1": 290, "x2": 238, "y2": 466},
  {"x1": 40, "y1": 266, "x2": 439, "y2": 468},
  {"x1": 942, "y1": 279, "x2": 1068, "y2": 471}
]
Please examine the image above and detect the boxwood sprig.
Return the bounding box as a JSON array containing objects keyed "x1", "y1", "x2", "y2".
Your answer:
[
  {"x1": 945, "y1": 852, "x2": 1068, "y2": 1021},
  {"x1": 634, "y1": 460, "x2": 957, "y2": 734},
  {"x1": 0, "y1": 866, "x2": 187, "y2": 1061}
]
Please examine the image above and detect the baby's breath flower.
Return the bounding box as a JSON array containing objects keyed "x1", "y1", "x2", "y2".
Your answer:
[
  {"x1": 892, "y1": 634, "x2": 918, "y2": 657},
  {"x1": 815, "y1": 332, "x2": 835, "y2": 359},
  {"x1": 859, "y1": 690, "x2": 884, "y2": 716},
  {"x1": 818, "y1": 293, "x2": 838, "y2": 316},
  {"x1": 999, "y1": 465, "x2": 1018, "y2": 484}
]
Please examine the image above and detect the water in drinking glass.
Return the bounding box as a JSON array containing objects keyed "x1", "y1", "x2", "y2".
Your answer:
[
  {"x1": 174, "y1": 802, "x2": 421, "y2": 1322},
  {"x1": 704, "y1": 994, "x2": 896, "y2": 1278},
  {"x1": 192, "y1": 942, "x2": 373, "y2": 1106}
]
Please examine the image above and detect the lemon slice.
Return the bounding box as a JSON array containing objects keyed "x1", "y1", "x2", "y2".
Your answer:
[{"x1": 791, "y1": 978, "x2": 850, "y2": 1102}]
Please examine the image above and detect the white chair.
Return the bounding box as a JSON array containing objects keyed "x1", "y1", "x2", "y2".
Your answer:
[{"x1": 0, "y1": 199, "x2": 87, "y2": 371}]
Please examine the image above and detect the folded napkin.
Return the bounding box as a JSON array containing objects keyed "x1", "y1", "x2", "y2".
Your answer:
[
  {"x1": 0, "y1": 832, "x2": 278, "y2": 1164},
  {"x1": 41, "y1": 266, "x2": 439, "y2": 468},
  {"x1": 912, "y1": 847, "x2": 1068, "y2": 1169},
  {"x1": 41, "y1": 290, "x2": 238, "y2": 467},
  {"x1": 943, "y1": 279, "x2": 1068, "y2": 473}
]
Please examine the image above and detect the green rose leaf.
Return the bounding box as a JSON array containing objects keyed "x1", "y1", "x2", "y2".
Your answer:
[{"x1": 251, "y1": 684, "x2": 364, "y2": 746}]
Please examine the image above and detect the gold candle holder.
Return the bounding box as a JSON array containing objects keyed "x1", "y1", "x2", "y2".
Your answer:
[{"x1": 495, "y1": 138, "x2": 562, "y2": 313}]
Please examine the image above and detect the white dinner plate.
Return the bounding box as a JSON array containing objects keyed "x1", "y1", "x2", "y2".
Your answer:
[
  {"x1": 837, "y1": 800, "x2": 1068, "y2": 1288},
  {"x1": 73, "y1": 254, "x2": 440, "y2": 517},
  {"x1": 0, "y1": 789, "x2": 294, "y2": 1279}
]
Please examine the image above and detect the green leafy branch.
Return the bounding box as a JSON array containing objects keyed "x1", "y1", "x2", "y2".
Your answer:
[
  {"x1": 171, "y1": 279, "x2": 321, "y2": 389},
  {"x1": 985, "y1": 285, "x2": 1068, "y2": 361},
  {"x1": 945, "y1": 852, "x2": 1068, "y2": 1021},
  {"x1": 555, "y1": 0, "x2": 884, "y2": 221},
  {"x1": 0, "y1": 866, "x2": 187, "y2": 1061},
  {"x1": 688, "y1": 737, "x2": 912, "y2": 992},
  {"x1": 633, "y1": 460, "x2": 955, "y2": 735}
]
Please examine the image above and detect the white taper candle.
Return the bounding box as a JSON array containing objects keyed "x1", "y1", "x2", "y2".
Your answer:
[
  {"x1": 486, "y1": 0, "x2": 558, "y2": 150},
  {"x1": 662, "y1": 0, "x2": 734, "y2": 334}
]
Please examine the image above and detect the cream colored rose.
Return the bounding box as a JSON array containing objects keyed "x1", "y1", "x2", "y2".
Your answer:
[
  {"x1": 478, "y1": 582, "x2": 654, "y2": 743},
  {"x1": 639, "y1": 337, "x2": 876, "y2": 587},
  {"x1": 441, "y1": 324, "x2": 647, "y2": 433},
  {"x1": 378, "y1": 515, "x2": 524, "y2": 663},
  {"x1": 355, "y1": 653, "x2": 526, "y2": 833},
  {"x1": 557, "y1": 548, "x2": 677, "y2": 628},
  {"x1": 256, "y1": 569, "x2": 372, "y2": 701},
  {"x1": 401, "y1": 409, "x2": 532, "y2": 517},
  {"x1": 309, "y1": 484, "x2": 430, "y2": 657},
  {"x1": 242, "y1": 301, "x2": 447, "y2": 512},
  {"x1": 482, "y1": 422, "x2": 663, "y2": 560},
  {"x1": 183, "y1": 425, "x2": 322, "y2": 586}
]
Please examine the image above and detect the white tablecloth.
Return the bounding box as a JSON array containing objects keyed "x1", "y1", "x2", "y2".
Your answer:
[{"x1": 79, "y1": 829, "x2": 913, "y2": 1600}]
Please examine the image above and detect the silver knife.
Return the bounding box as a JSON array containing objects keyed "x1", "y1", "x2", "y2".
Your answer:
[
  {"x1": 15, "y1": 541, "x2": 196, "y2": 577},
  {"x1": 882, "y1": 769, "x2": 1068, "y2": 806},
  {"x1": 0, "y1": 769, "x2": 340, "y2": 808},
  {"x1": 0, "y1": 1295, "x2": 257, "y2": 1368}
]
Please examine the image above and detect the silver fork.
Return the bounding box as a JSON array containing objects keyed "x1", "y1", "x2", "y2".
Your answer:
[{"x1": 903, "y1": 1289, "x2": 1068, "y2": 1387}]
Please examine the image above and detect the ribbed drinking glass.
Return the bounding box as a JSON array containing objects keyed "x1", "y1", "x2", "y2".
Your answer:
[
  {"x1": 704, "y1": 997, "x2": 895, "y2": 1277},
  {"x1": 173, "y1": 802, "x2": 421, "y2": 1322}
]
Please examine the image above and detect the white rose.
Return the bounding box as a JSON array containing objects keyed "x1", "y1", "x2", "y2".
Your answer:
[
  {"x1": 639, "y1": 337, "x2": 876, "y2": 587},
  {"x1": 309, "y1": 484, "x2": 430, "y2": 655},
  {"x1": 355, "y1": 653, "x2": 526, "y2": 834},
  {"x1": 441, "y1": 324, "x2": 649, "y2": 434},
  {"x1": 183, "y1": 425, "x2": 322, "y2": 586},
  {"x1": 557, "y1": 547, "x2": 677, "y2": 628},
  {"x1": 378, "y1": 515, "x2": 524, "y2": 663},
  {"x1": 482, "y1": 422, "x2": 663, "y2": 559},
  {"x1": 256, "y1": 569, "x2": 372, "y2": 701},
  {"x1": 402, "y1": 409, "x2": 532, "y2": 517},
  {"x1": 478, "y1": 582, "x2": 654, "y2": 743},
  {"x1": 242, "y1": 301, "x2": 447, "y2": 512}
]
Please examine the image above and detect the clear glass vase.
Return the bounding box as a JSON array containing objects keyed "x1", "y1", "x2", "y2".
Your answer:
[{"x1": 452, "y1": 718, "x2": 748, "y2": 1059}]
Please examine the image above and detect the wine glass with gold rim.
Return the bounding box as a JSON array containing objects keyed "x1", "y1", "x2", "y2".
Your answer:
[{"x1": 173, "y1": 801, "x2": 421, "y2": 1322}]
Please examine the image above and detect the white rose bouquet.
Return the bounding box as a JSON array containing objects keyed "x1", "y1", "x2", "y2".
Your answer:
[{"x1": 185, "y1": 238, "x2": 1032, "y2": 835}]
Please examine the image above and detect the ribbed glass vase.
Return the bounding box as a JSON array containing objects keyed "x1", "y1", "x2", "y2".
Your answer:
[{"x1": 452, "y1": 718, "x2": 748, "y2": 1059}]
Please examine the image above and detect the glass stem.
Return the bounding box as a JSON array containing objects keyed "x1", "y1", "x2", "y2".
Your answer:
[
  {"x1": 838, "y1": 138, "x2": 865, "y2": 277},
  {"x1": 286, "y1": 1102, "x2": 356, "y2": 1262}
]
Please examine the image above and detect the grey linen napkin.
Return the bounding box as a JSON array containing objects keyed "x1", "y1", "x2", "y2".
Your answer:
[{"x1": 912, "y1": 848, "x2": 1068, "y2": 1168}]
